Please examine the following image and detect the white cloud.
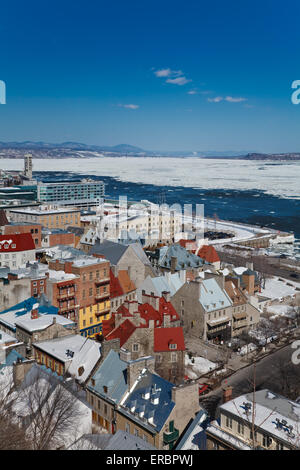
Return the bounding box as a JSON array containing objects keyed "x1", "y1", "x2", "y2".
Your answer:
[
  {"x1": 118, "y1": 104, "x2": 140, "y2": 109},
  {"x1": 154, "y1": 68, "x2": 182, "y2": 77},
  {"x1": 225, "y1": 96, "x2": 247, "y2": 103},
  {"x1": 154, "y1": 68, "x2": 190, "y2": 86},
  {"x1": 207, "y1": 96, "x2": 247, "y2": 103},
  {"x1": 207, "y1": 96, "x2": 224, "y2": 103},
  {"x1": 166, "y1": 76, "x2": 191, "y2": 86},
  {"x1": 187, "y1": 90, "x2": 198, "y2": 95},
  {"x1": 154, "y1": 68, "x2": 172, "y2": 77}
]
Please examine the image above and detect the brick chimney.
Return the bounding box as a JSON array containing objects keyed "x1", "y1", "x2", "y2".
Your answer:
[
  {"x1": 170, "y1": 256, "x2": 177, "y2": 273},
  {"x1": 31, "y1": 308, "x2": 39, "y2": 319},
  {"x1": 161, "y1": 291, "x2": 171, "y2": 302},
  {"x1": 222, "y1": 385, "x2": 233, "y2": 403},
  {"x1": 64, "y1": 261, "x2": 73, "y2": 274},
  {"x1": 242, "y1": 272, "x2": 255, "y2": 295}
]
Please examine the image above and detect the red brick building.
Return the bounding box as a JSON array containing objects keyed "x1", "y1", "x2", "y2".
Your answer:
[{"x1": 3, "y1": 223, "x2": 42, "y2": 248}]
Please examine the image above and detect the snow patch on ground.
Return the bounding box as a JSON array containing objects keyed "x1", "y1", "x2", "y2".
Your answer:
[{"x1": 185, "y1": 354, "x2": 217, "y2": 378}]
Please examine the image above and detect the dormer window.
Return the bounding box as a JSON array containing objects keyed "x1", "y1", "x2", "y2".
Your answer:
[
  {"x1": 169, "y1": 343, "x2": 177, "y2": 349},
  {"x1": 103, "y1": 385, "x2": 108, "y2": 393}
]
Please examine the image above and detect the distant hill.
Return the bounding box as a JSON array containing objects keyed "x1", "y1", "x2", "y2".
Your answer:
[{"x1": 0, "y1": 141, "x2": 299, "y2": 160}]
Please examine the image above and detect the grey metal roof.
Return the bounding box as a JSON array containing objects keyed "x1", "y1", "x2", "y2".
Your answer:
[
  {"x1": 159, "y1": 244, "x2": 206, "y2": 270},
  {"x1": 89, "y1": 240, "x2": 128, "y2": 265},
  {"x1": 68, "y1": 430, "x2": 156, "y2": 450},
  {"x1": 87, "y1": 349, "x2": 128, "y2": 404}
]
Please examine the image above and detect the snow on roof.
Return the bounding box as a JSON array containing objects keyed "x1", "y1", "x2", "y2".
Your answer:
[
  {"x1": 71, "y1": 257, "x2": 108, "y2": 267},
  {"x1": 15, "y1": 314, "x2": 74, "y2": 333},
  {"x1": 233, "y1": 266, "x2": 248, "y2": 276},
  {"x1": 220, "y1": 390, "x2": 300, "y2": 448},
  {"x1": 48, "y1": 270, "x2": 77, "y2": 282},
  {"x1": 0, "y1": 330, "x2": 17, "y2": 345},
  {"x1": 33, "y1": 335, "x2": 101, "y2": 383},
  {"x1": 206, "y1": 421, "x2": 252, "y2": 450},
  {"x1": 260, "y1": 276, "x2": 300, "y2": 300},
  {"x1": 199, "y1": 278, "x2": 232, "y2": 312}
]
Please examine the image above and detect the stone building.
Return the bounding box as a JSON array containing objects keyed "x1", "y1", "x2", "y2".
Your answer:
[
  {"x1": 171, "y1": 274, "x2": 233, "y2": 342},
  {"x1": 86, "y1": 349, "x2": 199, "y2": 449},
  {"x1": 15, "y1": 309, "x2": 76, "y2": 357},
  {"x1": 102, "y1": 293, "x2": 184, "y2": 384},
  {"x1": 90, "y1": 240, "x2": 155, "y2": 288},
  {"x1": 206, "y1": 388, "x2": 300, "y2": 450}
]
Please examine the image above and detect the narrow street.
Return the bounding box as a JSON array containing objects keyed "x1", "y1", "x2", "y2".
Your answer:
[{"x1": 199, "y1": 340, "x2": 300, "y2": 418}]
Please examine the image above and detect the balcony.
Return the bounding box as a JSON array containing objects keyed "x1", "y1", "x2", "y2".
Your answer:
[
  {"x1": 95, "y1": 292, "x2": 110, "y2": 301},
  {"x1": 95, "y1": 277, "x2": 110, "y2": 285},
  {"x1": 58, "y1": 290, "x2": 76, "y2": 299},
  {"x1": 59, "y1": 303, "x2": 79, "y2": 313},
  {"x1": 163, "y1": 428, "x2": 179, "y2": 446},
  {"x1": 95, "y1": 306, "x2": 110, "y2": 317}
]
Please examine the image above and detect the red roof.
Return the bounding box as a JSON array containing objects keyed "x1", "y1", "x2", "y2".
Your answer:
[
  {"x1": 105, "y1": 319, "x2": 136, "y2": 347},
  {"x1": 0, "y1": 233, "x2": 35, "y2": 252},
  {"x1": 154, "y1": 327, "x2": 185, "y2": 352},
  {"x1": 197, "y1": 245, "x2": 220, "y2": 263},
  {"x1": 110, "y1": 269, "x2": 124, "y2": 298}
]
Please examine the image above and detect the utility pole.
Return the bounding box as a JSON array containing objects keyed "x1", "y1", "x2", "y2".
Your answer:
[{"x1": 251, "y1": 362, "x2": 256, "y2": 449}]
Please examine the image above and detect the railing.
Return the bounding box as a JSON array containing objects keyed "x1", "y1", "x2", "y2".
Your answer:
[{"x1": 163, "y1": 428, "x2": 179, "y2": 445}]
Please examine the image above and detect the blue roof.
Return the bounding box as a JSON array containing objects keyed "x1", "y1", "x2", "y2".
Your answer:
[
  {"x1": 87, "y1": 350, "x2": 128, "y2": 404},
  {"x1": 199, "y1": 278, "x2": 232, "y2": 312},
  {"x1": 0, "y1": 348, "x2": 24, "y2": 370},
  {"x1": 175, "y1": 409, "x2": 208, "y2": 450},
  {"x1": 0, "y1": 296, "x2": 58, "y2": 316},
  {"x1": 122, "y1": 371, "x2": 175, "y2": 432}
]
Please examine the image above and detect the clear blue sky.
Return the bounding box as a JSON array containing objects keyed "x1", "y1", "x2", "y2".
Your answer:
[{"x1": 0, "y1": 0, "x2": 300, "y2": 152}]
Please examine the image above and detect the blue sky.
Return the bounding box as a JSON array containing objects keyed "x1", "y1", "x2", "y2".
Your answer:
[{"x1": 0, "y1": 0, "x2": 300, "y2": 152}]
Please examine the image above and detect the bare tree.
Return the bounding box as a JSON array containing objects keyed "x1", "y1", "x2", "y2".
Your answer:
[
  {"x1": 2, "y1": 365, "x2": 89, "y2": 450},
  {"x1": 0, "y1": 366, "x2": 30, "y2": 450}
]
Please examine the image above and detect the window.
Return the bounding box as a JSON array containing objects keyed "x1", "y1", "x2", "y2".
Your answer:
[
  {"x1": 134, "y1": 428, "x2": 139, "y2": 437},
  {"x1": 125, "y1": 423, "x2": 130, "y2": 433},
  {"x1": 169, "y1": 343, "x2": 177, "y2": 349},
  {"x1": 238, "y1": 422, "x2": 244, "y2": 435},
  {"x1": 171, "y1": 352, "x2": 177, "y2": 363},
  {"x1": 225, "y1": 415, "x2": 232, "y2": 429},
  {"x1": 132, "y1": 343, "x2": 139, "y2": 352}
]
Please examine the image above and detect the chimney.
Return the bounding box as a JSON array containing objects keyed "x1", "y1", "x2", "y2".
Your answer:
[
  {"x1": 52, "y1": 316, "x2": 57, "y2": 324},
  {"x1": 64, "y1": 261, "x2": 73, "y2": 274},
  {"x1": 127, "y1": 356, "x2": 155, "y2": 389},
  {"x1": 246, "y1": 262, "x2": 253, "y2": 271},
  {"x1": 101, "y1": 338, "x2": 120, "y2": 360},
  {"x1": 161, "y1": 291, "x2": 170, "y2": 303},
  {"x1": 127, "y1": 266, "x2": 132, "y2": 279},
  {"x1": 31, "y1": 308, "x2": 39, "y2": 320},
  {"x1": 111, "y1": 265, "x2": 119, "y2": 277},
  {"x1": 179, "y1": 270, "x2": 186, "y2": 284},
  {"x1": 222, "y1": 385, "x2": 233, "y2": 403},
  {"x1": 13, "y1": 359, "x2": 35, "y2": 387},
  {"x1": 128, "y1": 301, "x2": 138, "y2": 315},
  {"x1": 119, "y1": 348, "x2": 131, "y2": 362},
  {"x1": 170, "y1": 256, "x2": 177, "y2": 273}
]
